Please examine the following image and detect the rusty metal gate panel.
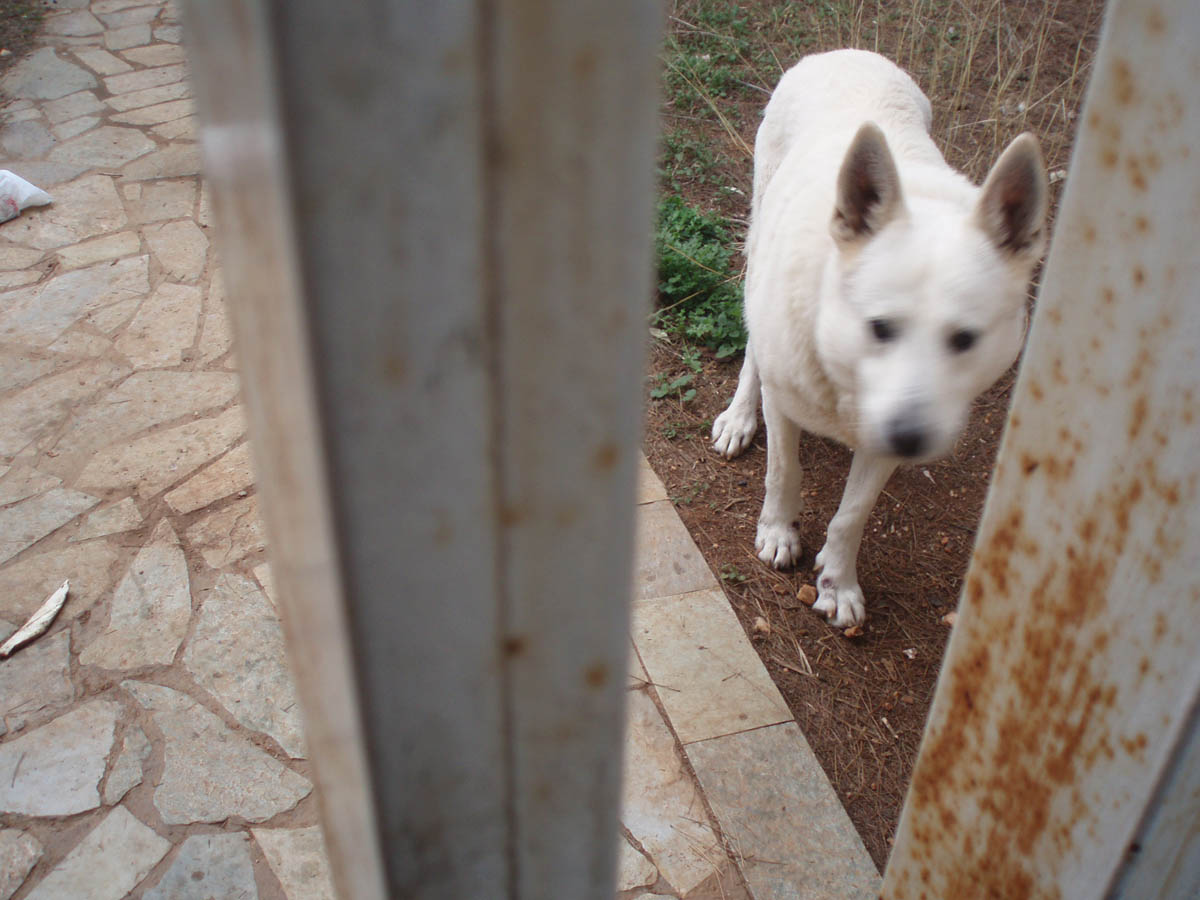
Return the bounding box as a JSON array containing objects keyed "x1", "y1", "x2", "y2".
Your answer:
[{"x1": 883, "y1": 0, "x2": 1200, "y2": 897}]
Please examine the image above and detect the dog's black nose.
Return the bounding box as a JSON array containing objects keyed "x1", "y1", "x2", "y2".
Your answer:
[{"x1": 887, "y1": 420, "x2": 928, "y2": 458}]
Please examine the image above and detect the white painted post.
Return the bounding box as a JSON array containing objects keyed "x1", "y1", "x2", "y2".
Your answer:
[
  {"x1": 883, "y1": 1, "x2": 1200, "y2": 897},
  {"x1": 183, "y1": 2, "x2": 660, "y2": 898}
]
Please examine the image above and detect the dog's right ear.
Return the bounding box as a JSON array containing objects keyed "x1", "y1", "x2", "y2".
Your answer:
[{"x1": 832, "y1": 122, "x2": 904, "y2": 245}]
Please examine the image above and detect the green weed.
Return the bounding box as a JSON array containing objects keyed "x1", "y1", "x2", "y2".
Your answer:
[{"x1": 652, "y1": 196, "x2": 747, "y2": 358}]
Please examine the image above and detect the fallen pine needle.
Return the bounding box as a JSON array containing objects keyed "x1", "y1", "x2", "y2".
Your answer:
[{"x1": 0, "y1": 580, "x2": 69, "y2": 658}]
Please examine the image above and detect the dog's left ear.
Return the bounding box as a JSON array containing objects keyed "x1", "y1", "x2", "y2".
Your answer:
[
  {"x1": 832, "y1": 122, "x2": 904, "y2": 245},
  {"x1": 976, "y1": 133, "x2": 1049, "y2": 258}
]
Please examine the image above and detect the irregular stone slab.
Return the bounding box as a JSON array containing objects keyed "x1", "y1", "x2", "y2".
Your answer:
[
  {"x1": 636, "y1": 454, "x2": 668, "y2": 504},
  {"x1": 72, "y1": 498, "x2": 143, "y2": 542},
  {"x1": 0, "y1": 829, "x2": 42, "y2": 900},
  {"x1": 49, "y1": 370, "x2": 239, "y2": 470},
  {"x1": 105, "y1": 63, "x2": 187, "y2": 95},
  {"x1": 152, "y1": 114, "x2": 197, "y2": 141},
  {"x1": 0, "y1": 541, "x2": 120, "y2": 623},
  {"x1": 52, "y1": 115, "x2": 99, "y2": 141},
  {"x1": 0, "y1": 270, "x2": 40, "y2": 289},
  {"x1": 632, "y1": 588, "x2": 791, "y2": 744},
  {"x1": 616, "y1": 836, "x2": 658, "y2": 891},
  {"x1": 155, "y1": 25, "x2": 183, "y2": 43},
  {"x1": 185, "y1": 574, "x2": 305, "y2": 756},
  {"x1": 253, "y1": 826, "x2": 336, "y2": 900},
  {"x1": 77, "y1": 405, "x2": 247, "y2": 498},
  {"x1": 100, "y1": 5, "x2": 161, "y2": 28},
  {"x1": 1, "y1": 120, "x2": 53, "y2": 159},
  {"x1": 79, "y1": 520, "x2": 191, "y2": 670},
  {"x1": 633, "y1": 500, "x2": 718, "y2": 600},
  {"x1": 0, "y1": 347, "x2": 61, "y2": 391},
  {"x1": 124, "y1": 680, "x2": 312, "y2": 824},
  {"x1": 0, "y1": 488, "x2": 99, "y2": 565},
  {"x1": 0, "y1": 701, "x2": 119, "y2": 815},
  {"x1": 165, "y1": 443, "x2": 254, "y2": 514},
  {"x1": 42, "y1": 89, "x2": 103, "y2": 123},
  {"x1": 73, "y1": 47, "x2": 132, "y2": 75},
  {"x1": 116, "y1": 281, "x2": 201, "y2": 367},
  {"x1": 111, "y1": 97, "x2": 193, "y2": 126},
  {"x1": 85, "y1": 296, "x2": 141, "y2": 333},
  {"x1": 44, "y1": 10, "x2": 103, "y2": 36},
  {"x1": 0, "y1": 246, "x2": 44, "y2": 269},
  {"x1": 49, "y1": 125, "x2": 156, "y2": 171},
  {"x1": 24, "y1": 807, "x2": 170, "y2": 900},
  {"x1": 101, "y1": 724, "x2": 150, "y2": 803},
  {"x1": 56, "y1": 231, "x2": 141, "y2": 269},
  {"x1": 122, "y1": 177, "x2": 195, "y2": 222},
  {"x1": 142, "y1": 219, "x2": 208, "y2": 281},
  {"x1": 687, "y1": 723, "x2": 881, "y2": 899},
  {"x1": 95, "y1": 0, "x2": 161, "y2": 15},
  {"x1": 121, "y1": 44, "x2": 187, "y2": 68},
  {"x1": 620, "y1": 689, "x2": 721, "y2": 895},
  {"x1": 0, "y1": 631, "x2": 74, "y2": 728},
  {"x1": 0, "y1": 464, "x2": 61, "y2": 506},
  {"x1": 5, "y1": 160, "x2": 91, "y2": 188},
  {"x1": 143, "y1": 832, "x2": 259, "y2": 900},
  {"x1": 186, "y1": 494, "x2": 265, "y2": 568},
  {"x1": 253, "y1": 563, "x2": 276, "y2": 608},
  {"x1": 48, "y1": 329, "x2": 111, "y2": 357},
  {"x1": 0, "y1": 254, "x2": 147, "y2": 344},
  {"x1": 0, "y1": 358, "x2": 128, "y2": 456},
  {"x1": 198, "y1": 270, "x2": 232, "y2": 362},
  {"x1": 0, "y1": 48, "x2": 97, "y2": 100},
  {"x1": 107, "y1": 80, "x2": 189, "y2": 113},
  {"x1": 0, "y1": 174, "x2": 127, "y2": 251},
  {"x1": 121, "y1": 142, "x2": 202, "y2": 180},
  {"x1": 104, "y1": 23, "x2": 151, "y2": 50}
]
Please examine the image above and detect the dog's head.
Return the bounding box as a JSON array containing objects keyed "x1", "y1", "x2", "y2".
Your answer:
[{"x1": 826, "y1": 122, "x2": 1048, "y2": 460}]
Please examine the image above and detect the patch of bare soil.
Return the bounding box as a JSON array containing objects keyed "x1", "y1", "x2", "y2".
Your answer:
[{"x1": 650, "y1": 0, "x2": 1105, "y2": 869}]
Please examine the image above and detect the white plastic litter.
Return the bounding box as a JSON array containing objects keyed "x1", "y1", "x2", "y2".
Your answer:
[{"x1": 0, "y1": 170, "x2": 52, "y2": 224}]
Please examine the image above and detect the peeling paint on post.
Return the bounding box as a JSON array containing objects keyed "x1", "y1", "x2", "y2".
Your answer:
[
  {"x1": 883, "y1": 2, "x2": 1200, "y2": 898},
  {"x1": 184, "y1": 1, "x2": 660, "y2": 898}
]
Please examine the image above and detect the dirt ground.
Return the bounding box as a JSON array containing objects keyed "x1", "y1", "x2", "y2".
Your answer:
[
  {"x1": 648, "y1": 0, "x2": 1105, "y2": 868},
  {"x1": 0, "y1": 1, "x2": 43, "y2": 76}
]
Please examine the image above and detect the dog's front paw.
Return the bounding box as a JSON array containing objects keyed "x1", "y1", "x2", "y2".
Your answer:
[
  {"x1": 813, "y1": 573, "x2": 866, "y2": 628},
  {"x1": 755, "y1": 521, "x2": 802, "y2": 569},
  {"x1": 712, "y1": 406, "x2": 757, "y2": 459}
]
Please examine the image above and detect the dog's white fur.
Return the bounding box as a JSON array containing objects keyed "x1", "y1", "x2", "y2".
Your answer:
[{"x1": 713, "y1": 50, "x2": 1048, "y2": 627}]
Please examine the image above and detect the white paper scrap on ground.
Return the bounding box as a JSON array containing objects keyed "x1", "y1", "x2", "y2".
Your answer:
[
  {"x1": 0, "y1": 580, "x2": 69, "y2": 657},
  {"x1": 0, "y1": 170, "x2": 52, "y2": 223}
]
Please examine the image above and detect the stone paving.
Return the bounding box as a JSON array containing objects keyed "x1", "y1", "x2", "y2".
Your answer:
[{"x1": 0, "y1": 3, "x2": 879, "y2": 898}]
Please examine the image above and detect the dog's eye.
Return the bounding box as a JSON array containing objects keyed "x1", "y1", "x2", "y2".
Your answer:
[
  {"x1": 869, "y1": 318, "x2": 897, "y2": 342},
  {"x1": 949, "y1": 329, "x2": 978, "y2": 353}
]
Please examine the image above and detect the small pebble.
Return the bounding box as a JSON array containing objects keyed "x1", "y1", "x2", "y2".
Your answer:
[{"x1": 797, "y1": 584, "x2": 817, "y2": 607}]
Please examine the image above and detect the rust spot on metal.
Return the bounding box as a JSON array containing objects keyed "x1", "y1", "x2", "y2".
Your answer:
[
  {"x1": 1146, "y1": 8, "x2": 1166, "y2": 35},
  {"x1": 500, "y1": 503, "x2": 529, "y2": 526},
  {"x1": 1133, "y1": 215, "x2": 1150, "y2": 234},
  {"x1": 503, "y1": 635, "x2": 528, "y2": 657},
  {"x1": 1029, "y1": 380, "x2": 1045, "y2": 401},
  {"x1": 1128, "y1": 395, "x2": 1148, "y2": 440},
  {"x1": 1081, "y1": 223, "x2": 1096, "y2": 244},
  {"x1": 583, "y1": 661, "x2": 609, "y2": 688},
  {"x1": 1022, "y1": 454, "x2": 1039, "y2": 475},
  {"x1": 592, "y1": 442, "x2": 619, "y2": 473},
  {"x1": 1126, "y1": 155, "x2": 1147, "y2": 191},
  {"x1": 1101, "y1": 148, "x2": 1119, "y2": 170},
  {"x1": 1112, "y1": 59, "x2": 1136, "y2": 105},
  {"x1": 1102, "y1": 287, "x2": 1115, "y2": 305}
]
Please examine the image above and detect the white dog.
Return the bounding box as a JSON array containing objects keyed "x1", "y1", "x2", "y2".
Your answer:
[{"x1": 712, "y1": 50, "x2": 1048, "y2": 627}]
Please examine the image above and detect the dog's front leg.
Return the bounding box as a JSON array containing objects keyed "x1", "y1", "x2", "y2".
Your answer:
[
  {"x1": 712, "y1": 337, "x2": 760, "y2": 458},
  {"x1": 755, "y1": 393, "x2": 804, "y2": 568},
  {"x1": 813, "y1": 452, "x2": 898, "y2": 627}
]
